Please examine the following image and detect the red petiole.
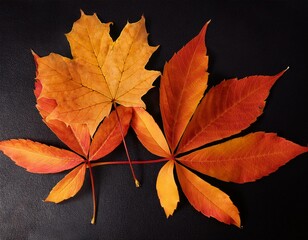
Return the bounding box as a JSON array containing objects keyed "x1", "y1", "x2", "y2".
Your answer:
[
  {"x1": 90, "y1": 158, "x2": 169, "y2": 168},
  {"x1": 113, "y1": 103, "x2": 140, "y2": 187}
]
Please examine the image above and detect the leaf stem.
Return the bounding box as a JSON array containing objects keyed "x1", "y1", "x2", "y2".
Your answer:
[
  {"x1": 87, "y1": 161, "x2": 97, "y2": 224},
  {"x1": 113, "y1": 102, "x2": 140, "y2": 187},
  {"x1": 90, "y1": 158, "x2": 169, "y2": 168}
]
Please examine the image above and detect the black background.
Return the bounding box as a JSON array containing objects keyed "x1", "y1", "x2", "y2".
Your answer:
[{"x1": 1, "y1": 0, "x2": 307, "y2": 239}]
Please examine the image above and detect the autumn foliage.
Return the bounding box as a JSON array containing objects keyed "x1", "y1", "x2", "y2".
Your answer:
[{"x1": 0, "y1": 11, "x2": 307, "y2": 227}]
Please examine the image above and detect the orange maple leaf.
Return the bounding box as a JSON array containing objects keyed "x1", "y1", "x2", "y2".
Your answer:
[
  {"x1": 33, "y1": 11, "x2": 160, "y2": 136},
  {"x1": 132, "y1": 21, "x2": 308, "y2": 227}
]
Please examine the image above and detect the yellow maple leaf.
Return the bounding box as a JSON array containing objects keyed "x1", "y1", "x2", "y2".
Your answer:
[{"x1": 34, "y1": 11, "x2": 160, "y2": 136}]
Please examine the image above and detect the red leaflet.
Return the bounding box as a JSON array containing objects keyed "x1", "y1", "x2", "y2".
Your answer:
[
  {"x1": 89, "y1": 106, "x2": 132, "y2": 161},
  {"x1": 178, "y1": 132, "x2": 308, "y2": 183},
  {"x1": 160, "y1": 22, "x2": 209, "y2": 153},
  {"x1": 177, "y1": 70, "x2": 287, "y2": 153}
]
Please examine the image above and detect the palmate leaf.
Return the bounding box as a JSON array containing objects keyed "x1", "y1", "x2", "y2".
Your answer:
[
  {"x1": 0, "y1": 106, "x2": 132, "y2": 204},
  {"x1": 33, "y1": 11, "x2": 160, "y2": 136},
  {"x1": 132, "y1": 21, "x2": 308, "y2": 226},
  {"x1": 0, "y1": 106, "x2": 132, "y2": 226}
]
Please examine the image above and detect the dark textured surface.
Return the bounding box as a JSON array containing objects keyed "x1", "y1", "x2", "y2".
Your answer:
[{"x1": 0, "y1": 1, "x2": 307, "y2": 239}]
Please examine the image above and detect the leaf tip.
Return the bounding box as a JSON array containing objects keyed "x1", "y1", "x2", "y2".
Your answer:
[
  {"x1": 234, "y1": 217, "x2": 242, "y2": 228},
  {"x1": 79, "y1": 9, "x2": 85, "y2": 16},
  {"x1": 165, "y1": 212, "x2": 172, "y2": 219},
  {"x1": 200, "y1": 19, "x2": 211, "y2": 35},
  {"x1": 276, "y1": 67, "x2": 289, "y2": 78},
  {"x1": 43, "y1": 197, "x2": 53, "y2": 203},
  {"x1": 31, "y1": 50, "x2": 39, "y2": 59},
  {"x1": 163, "y1": 203, "x2": 178, "y2": 219}
]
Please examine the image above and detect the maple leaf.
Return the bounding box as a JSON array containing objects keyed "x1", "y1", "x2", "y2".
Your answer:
[
  {"x1": 33, "y1": 11, "x2": 160, "y2": 136},
  {"x1": 132, "y1": 21, "x2": 308, "y2": 227}
]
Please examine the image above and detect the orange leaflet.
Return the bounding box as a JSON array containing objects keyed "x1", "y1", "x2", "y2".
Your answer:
[
  {"x1": 175, "y1": 163, "x2": 240, "y2": 227},
  {"x1": 132, "y1": 107, "x2": 171, "y2": 158},
  {"x1": 156, "y1": 160, "x2": 179, "y2": 218},
  {"x1": 0, "y1": 139, "x2": 84, "y2": 173},
  {"x1": 33, "y1": 11, "x2": 160, "y2": 136},
  {"x1": 45, "y1": 164, "x2": 86, "y2": 203},
  {"x1": 132, "y1": 21, "x2": 308, "y2": 227}
]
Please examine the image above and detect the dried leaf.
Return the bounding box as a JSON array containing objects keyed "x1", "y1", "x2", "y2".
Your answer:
[{"x1": 34, "y1": 12, "x2": 160, "y2": 136}]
